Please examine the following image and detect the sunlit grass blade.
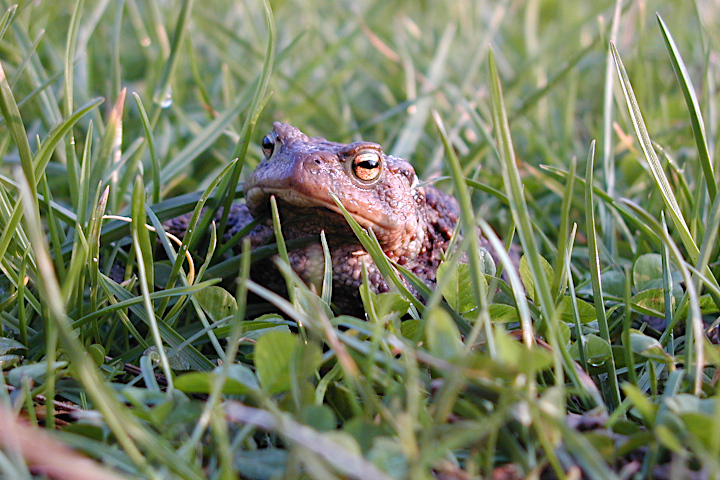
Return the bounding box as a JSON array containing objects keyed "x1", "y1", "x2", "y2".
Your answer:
[
  {"x1": 269, "y1": 195, "x2": 296, "y2": 307},
  {"x1": 611, "y1": 42, "x2": 720, "y2": 305},
  {"x1": 74, "y1": 279, "x2": 217, "y2": 329},
  {"x1": 132, "y1": 93, "x2": 160, "y2": 204},
  {"x1": 8, "y1": 28, "x2": 44, "y2": 88},
  {"x1": 217, "y1": 0, "x2": 275, "y2": 237},
  {"x1": 488, "y1": 48, "x2": 564, "y2": 390},
  {"x1": 320, "y1": 231, "x2": 333, "y2": 306},
  {"x1": 93, "y1": 183, "x2": 243, "y2": 251},
  {"x1": 0, "y1": 195, "x2": 32, "y2": 286},
  {"x1": 693, "y1": 184, "x2": 720, "y2": 308},
  {"x1": 551, "y1": 155, "x2": 576, "y2": 298},
  {"x1": 93, "y1": 89, "x2": 125, "y2": 204},
  {"x1": 33, "y1": 97, "x2": 104, "y2": 182},
  {"x1": 657, "y1": 14, "x2": 716, "y2": 202},
  {"x1": 584, "y1": 140, "x2": 621, "y2": 409},
  {"x1": 541, "y1": 165, "x2": 661, "y2": 249},
  {"x1": 600, "y1": 0, "x2": 622, "y2": 255},
  {"x1": 38, "y1": 176, "x2": 65, "y2": 279},
  {"x1": 131, "y1": 175, "x2": 173, "y2": 390},
  {"x1": 433, "y1": 112, "x2": 487, "y2": 310},
  {"x1": 478, "y1": 219, "x2": 533, "y2": 347},
  {"x1": 565, "y1": 223, "x2": 589, "y2": 370},
  {"x1": 0, "y1": 5, "x2": 17, "y2": 41},
  {"x1": 155, "y1": 159, "x2": 236, "y2": 293},
  {"x1": 0, "y1": 60, "x2": 35, "y2": 194},
  {"x1": 178, "y1": 237, "x2": 252, "y2": 459},
  {"x1": 658, "y1": 213, "x2": 704, "y2": 395},
  {"x1": 612, "y1": 46, "x2": 699, "y2": 262},
  {"x1": 62, "y1": 0, "x2": 84, "y2": 207},
  {"x1": 148, "y1": 206, "x2": 225, "y2": 360}
]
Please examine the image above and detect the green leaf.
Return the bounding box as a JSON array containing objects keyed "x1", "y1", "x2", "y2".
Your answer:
[
  {"x1": 367, "y1": 437, "x2": 408, "y2": 479},
  {"x1": 493, "y1": 327, "x2": 553, "y2": 374},
  {"x1": 400, "y1": 319, "x2": 422, "y2": 342},
  {"x1": 488, "y1": 303, "x2": 519, "y2": 324},
  {"x1": 7, "y1": 361, "x2": 67, "y2": 387},
  {"x1": 175, "y1": 364, "x2": 260, "y2": 395},
  {"x1": 519, "y1": 254, "x2": 553, "y2": 302},
  {"x1": 631, "y1": 288, "x2": 668, "y2": 316},
  {"x1": 0, "y1": 337, "x2": 26, "y2": 354},
  {"x1": 298, "y1": 405, "x2": 337, "y2": 432},
  {"x1": 254, "y1": 330, "x2": 321, "y2": 395},
  {"x1": 343, "y1": 418, "x2": 392, "y2": 454},
  {"x1": 424, "y1": 307, "x2": 465, "y2": 362},
  {"x1": 195, "y1": 285, "x2": 238, "y2": 322},
  {"x1": 699, "y1": 295, "x2": 720, "y2": 315},
  {"x1": 438, "y1": 262, "x2": 481, "y2": 314},
  {"x1": 570, "y1": 334, "x2": 611, "y2": 365},
  {"x1": 600, "y1": 270, "x2": 626, "y2": 299},
  {"x1": 255, "y1": 330, "x2": 296, "y2": 394},
  {"x1": 633, "y1": 253, "x2": 679, "y2": 292},
  {"x1": 679, "y1": 412, "x2": 717, "y2": 450},
  {"x1": 629, "y1": 329, "x2": 674, "y2": 363},
  {"x1": 556, "y1": 296, "x2": 596, "y2": 324},
  {"x1": 86, "y1": 344, "x2": 106, "y2": 367},
  {"x1": 654, "y1": 424, "x2": 686, "y2": 454},
  {"x1": 234, "y1": 449, "x2": 288, "y2": 480},
  {"x1": 664, "y1": 394, "x2": 716, "y2": 416},
  {"x1": 622, "y1": 384, "x2": 657, "y2": 425}
]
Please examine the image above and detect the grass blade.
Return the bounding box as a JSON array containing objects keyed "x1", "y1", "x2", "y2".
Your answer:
[
  {"x1": 432, "y1": 112, "x2": 487, "y2": 312},
  {"x1": 0, "y1": 60, "x2": 35, "y2": 196},
  {"x1": 63, "y1": 0, "x2": 84, "y2": 207},
  {"x1": 216, "y1": 0, "x2": 275, "y2": 237},
  {"x1": 132, "y1": 92, "x2": 160, "y2": 204},
  {"x1": 611, "y1": 42, "x2": 720, "y2": 303},
  {"x1": 584, "y1": 140, "x2": 621, "y2": 409},
  {"x1": 487, "y1": 48, "x2": 563, "y2": 388},
  {"x1": 610, "y1": 46, "x2": 691, "y2": 258},
  {"x1": 657, "y1": 14, "x2": 716, "y2": 202},
  {"x1": 131, "y1": 175, "x2": 173, "y2": 391}
]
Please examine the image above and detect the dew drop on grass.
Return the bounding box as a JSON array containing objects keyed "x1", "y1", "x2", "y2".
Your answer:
[
  {"x1": 153, "y1": 87, "x2": 173, "y2": 108},
  {"x1": 160, "y1": 93, "x2": 173, "y2": 108}
]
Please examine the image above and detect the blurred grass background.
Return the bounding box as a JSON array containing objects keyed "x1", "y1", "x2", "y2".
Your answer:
[{"x1": 0, "y1": 0, "x2": 719, "y2": 479}]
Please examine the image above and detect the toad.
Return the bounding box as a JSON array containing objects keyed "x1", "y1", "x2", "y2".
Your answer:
[{"x1": 166, "y1": 122, "x2": 492, "y2": 313}]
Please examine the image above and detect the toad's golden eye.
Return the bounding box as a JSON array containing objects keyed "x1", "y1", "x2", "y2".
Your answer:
[
  {"x1": 261, "y1": 134, "x2": 275, "y2": 157},
  {"x1": 352, "y1": 151, "x2": 382, "y2": 182}
]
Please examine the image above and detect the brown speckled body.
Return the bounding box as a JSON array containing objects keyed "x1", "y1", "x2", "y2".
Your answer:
[{"x1": 166, "y1": 123, "x2": 465, "y2": 313}]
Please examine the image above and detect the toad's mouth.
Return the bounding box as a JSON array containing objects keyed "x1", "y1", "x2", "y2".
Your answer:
[{"x1": 245, "y1": 186, "x2": 391, "y2": 233}]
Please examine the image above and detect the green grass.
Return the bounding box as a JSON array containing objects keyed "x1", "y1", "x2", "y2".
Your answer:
[{"x1": 0, "y1": 0, "x2": 719, "y2": 478}]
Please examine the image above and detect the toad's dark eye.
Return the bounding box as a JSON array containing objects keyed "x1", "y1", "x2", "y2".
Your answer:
[
  {"x1": 351, "y1": 151, "x2": 382, "y2": 182},
  {"x1": 261, "y1": 134, "x2": 275, "y2": 157}
]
